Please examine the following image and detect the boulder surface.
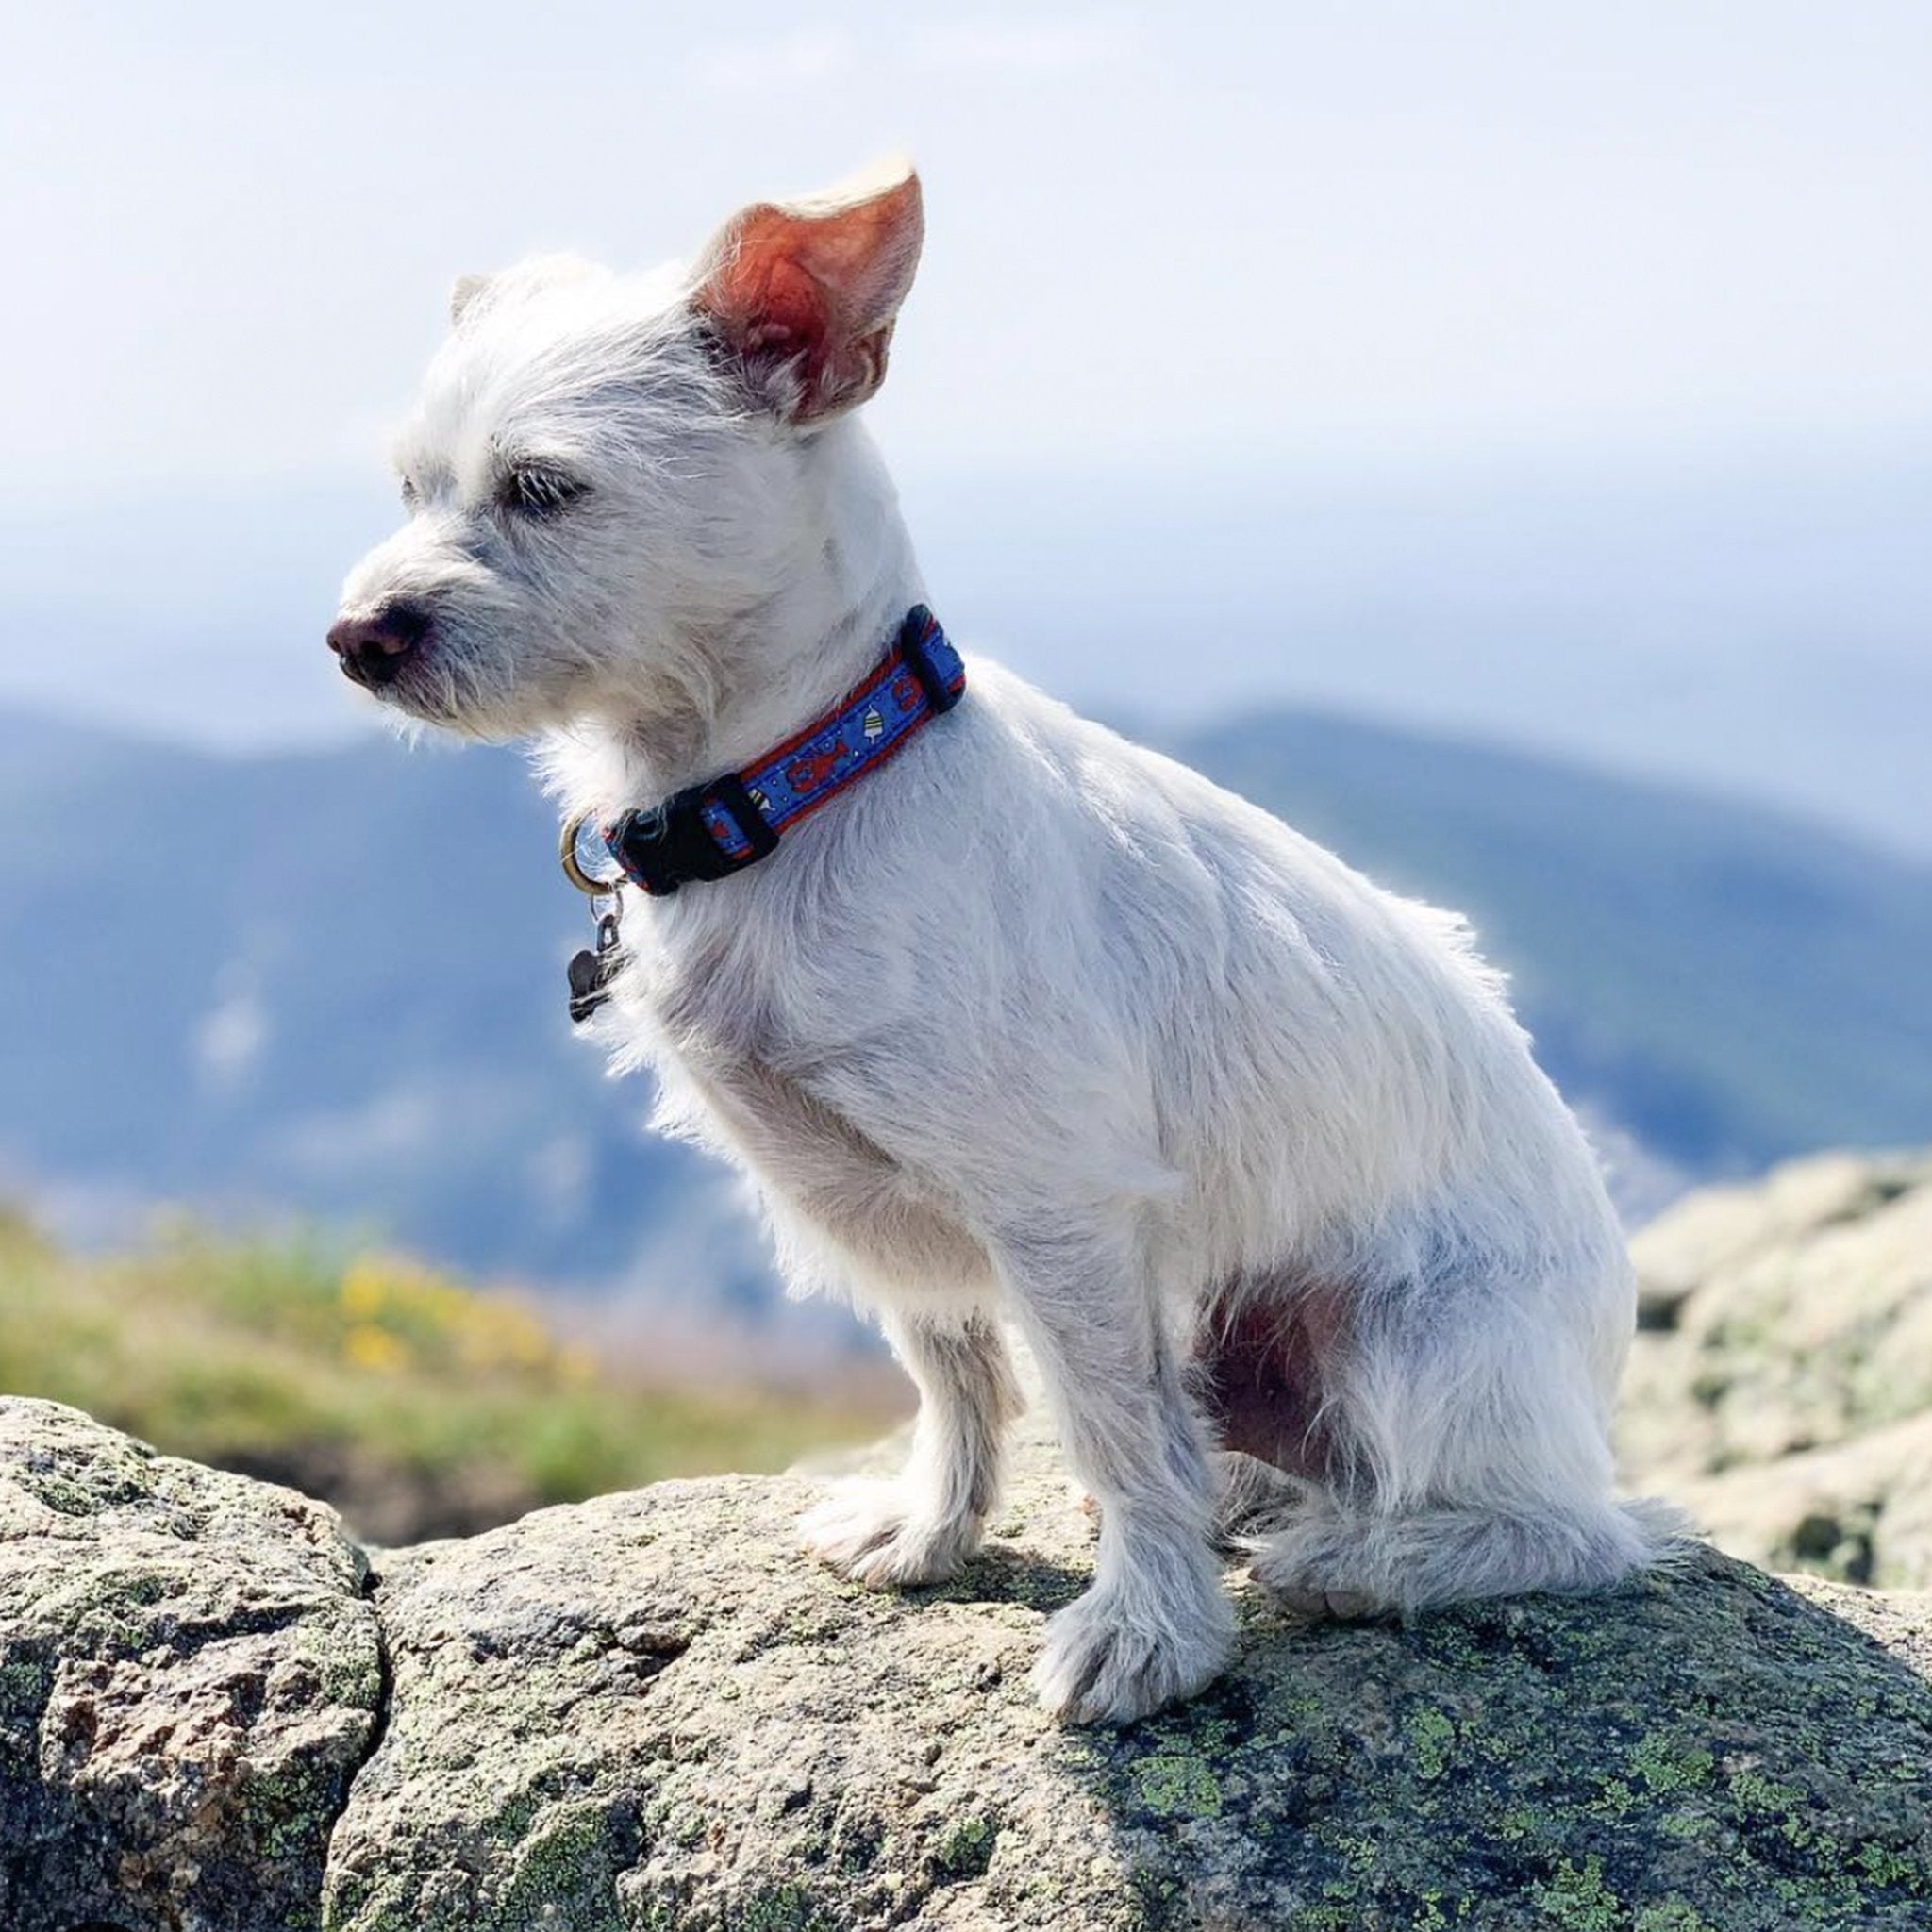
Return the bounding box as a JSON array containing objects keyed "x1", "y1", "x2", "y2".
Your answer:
[
  {"x1": 3, "y1": 1396, "x2": 1930, "y2": 1931},
  {"x1": 0, "y1": 1399, "x2": 382, "y2": 1931}
]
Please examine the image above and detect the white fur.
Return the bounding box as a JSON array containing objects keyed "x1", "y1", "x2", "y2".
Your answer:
[{"x1": 335, "y1": 169, "x2": 1678, "y2": 1725}]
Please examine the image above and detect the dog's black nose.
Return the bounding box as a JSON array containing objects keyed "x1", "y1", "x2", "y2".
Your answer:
[{"x1": 327, "y1": 603, "x2": 429, "y2": 688}]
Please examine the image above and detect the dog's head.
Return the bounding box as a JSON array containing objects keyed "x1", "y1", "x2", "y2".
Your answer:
[{"x1": 329, "y1": 165, "x2": 923, "y2": 741}]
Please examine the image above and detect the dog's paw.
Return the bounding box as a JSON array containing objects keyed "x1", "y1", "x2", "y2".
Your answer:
[
  {"x1": 1260, "y1": 1582, "x2": 1385, "y2": 1622},
  {"x1": 1030, "y1": 1577, "x2": 1234, "y2": 1725},
  {"x1": 1246, "y1": 1526, "x2": 1394, "y2": 1622},
  {"x1": 800, "y1": 1481, "x2": 978, "y2": 1590}
]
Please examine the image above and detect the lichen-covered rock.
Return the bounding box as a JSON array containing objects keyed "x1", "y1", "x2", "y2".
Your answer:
[
  {"x1": 1628, "y1": 1150, "x2": 1931, "y2": 1332},
  {"x1": 1673, "y1": 1412, "x2": 1932, "y2": 1591},
  {"x1": 0, "y1": 1399, "x2": 383, "y2": 1932},
  {"x1": 1622, "y1": 1150, "x2": 1932, "y2": 1587},
  {"x1": 322, "y1": 1408, "x2": 1932, "y2": 1932}
]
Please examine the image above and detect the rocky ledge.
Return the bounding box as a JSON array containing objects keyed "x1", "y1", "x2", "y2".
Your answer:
[
  {"x1": 3, "y1": 1391, "x2": 1930, "y2": 1931},
  {"x1": 1623, "y1": 1148, "x2": 1932, "y2": 1589}
]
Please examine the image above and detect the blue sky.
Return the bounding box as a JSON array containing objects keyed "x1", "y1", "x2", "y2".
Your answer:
[
  {"x1": 2, "y1": 3, "x2": 1928, "y2": 848},
  {"x1": 8, "y1": 1, "x2": 1929, "y2": 481}
]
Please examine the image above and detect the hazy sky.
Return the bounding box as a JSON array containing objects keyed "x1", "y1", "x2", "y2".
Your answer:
[
  {"x1": 1, "y1": 4, "x2": 1928, "y2": 853},
  {"x1": 5, "y1": 0, "x2": 1928, "y2": 489}
]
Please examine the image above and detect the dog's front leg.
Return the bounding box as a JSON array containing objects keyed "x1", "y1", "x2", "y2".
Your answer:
[
  {"x1": 992, "y1": 1218, "x2": 1234, "y2": 1724},
  {"x1": 803, "y1": 1308, "x2": 1021, "y2": 1588}
]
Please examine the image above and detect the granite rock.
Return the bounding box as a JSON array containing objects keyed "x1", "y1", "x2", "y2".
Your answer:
[
  {"x1": 0, "y1": 1399, "x2": 383, "y2": 1932},
  {"x1": 1623, "y1": 1149, "x2": 1932, "y2": 1587}
]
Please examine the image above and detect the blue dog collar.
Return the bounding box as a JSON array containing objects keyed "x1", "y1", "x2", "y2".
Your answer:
[{"x1": 602, "y1": 606, "x2": 965, "y2": 897}]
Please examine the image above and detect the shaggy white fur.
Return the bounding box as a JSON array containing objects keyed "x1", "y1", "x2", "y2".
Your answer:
[{"x1": 333, "y1": 164, "x2": 1678, "y2": 1725}]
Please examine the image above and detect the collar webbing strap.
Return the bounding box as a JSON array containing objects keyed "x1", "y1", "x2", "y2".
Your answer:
[{"x1": 603, "y1": 606, "x2": 964, "y2": 897}]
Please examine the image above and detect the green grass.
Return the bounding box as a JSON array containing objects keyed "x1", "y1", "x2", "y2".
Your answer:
[{"x1": 0, "y1": 1209, "x2": 895, "y2": 1540}]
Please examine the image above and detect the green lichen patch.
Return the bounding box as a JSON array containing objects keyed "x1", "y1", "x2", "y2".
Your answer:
[
  {"x1": 1632, "y1": 1733, "x2": 1716, "y2": 1796},
  {"x1": 1128, "y1": 1752, "x2": 1224, "y2": 1819},
  {"x1": 491, "y1": 1801, "x2": 632, "y2": 1932},
  {"x1": 737, "y1": 1880, "x2": 841, "y2": 1931},
  {"x1": 1408, "y1": 1705, "x2": 1457, "y2": 1781},
  {"x1": 1531, "y1": 1856, "x2": 1626, "y2": 1931},
  {"x1": 933, "y1": 1810, "x2": 1000, "y2": 1879}
]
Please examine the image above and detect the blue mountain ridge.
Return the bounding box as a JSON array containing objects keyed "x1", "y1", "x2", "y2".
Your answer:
[{"x1": 2, "y1": 705, "x2": 1926, "y2": 1328}]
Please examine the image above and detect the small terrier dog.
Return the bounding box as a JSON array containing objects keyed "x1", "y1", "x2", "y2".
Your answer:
[{"x1": 332, "y1": 164, "x2": 1674, "y2": 1724}]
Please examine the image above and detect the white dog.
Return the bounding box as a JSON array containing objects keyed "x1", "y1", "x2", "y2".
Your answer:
[{"x1": 331, "y1": 164, "x2": 1675, "y2": 1724}]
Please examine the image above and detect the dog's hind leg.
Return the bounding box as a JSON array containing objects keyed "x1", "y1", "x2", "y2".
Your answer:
[
  {"x1": 804, "y1": 1307, "x2": 1022, "y2": 1588},
  {"x1": 990, "y1": 1216, "x2": 1235, "y2": 1725},
  {"x1": 1246, "y1": 1261, "x2": 1683, "y2": 1619},
  {"x1": 1251, "y1": 1496, "x2": 1683, "y2": 1621}
]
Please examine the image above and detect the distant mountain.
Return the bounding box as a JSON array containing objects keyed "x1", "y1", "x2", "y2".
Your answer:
[
  {"x1": 2, "y1": 704, "x2": 1927, "y2": 1331},
  {"x1": 0, "y1": 720, "x2": 773, "y2": 1319},
  {"x1": 1179, "y1": 713, "x2": 1932, "y2": 1172}
]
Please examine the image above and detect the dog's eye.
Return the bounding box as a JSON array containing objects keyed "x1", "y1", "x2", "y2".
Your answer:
[
  {"x1": 503, "y1": 466, "x2": 586, "y2": 517},
  {"x1": 398, "y1": 475, "x2": 419, "y2": 510}
]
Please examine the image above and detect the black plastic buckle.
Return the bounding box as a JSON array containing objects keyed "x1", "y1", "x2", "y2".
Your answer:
[
  {"x1": 609, "y1": 773, "x2": 779, "y2": 896},
  {"x1": 899, "y1": 606, "x2": 962, "y2": 715}
]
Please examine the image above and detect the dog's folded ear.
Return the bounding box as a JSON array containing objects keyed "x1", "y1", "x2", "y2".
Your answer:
[
  {"x1": 691, "y1": 162, "x2": 923, "y2": 425},
  {"x1": 449, "y1": 273, "x2": 493, "y2": 327}
]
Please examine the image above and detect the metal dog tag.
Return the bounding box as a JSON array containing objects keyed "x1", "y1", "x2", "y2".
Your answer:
[{"x1": 568, "y1": 908, "x2": 625, "y2": 1024}]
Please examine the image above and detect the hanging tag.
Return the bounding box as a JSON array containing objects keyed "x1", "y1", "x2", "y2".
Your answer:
[{"x1": 567, "y1": 903, "x2": 625, "y2": 1024}]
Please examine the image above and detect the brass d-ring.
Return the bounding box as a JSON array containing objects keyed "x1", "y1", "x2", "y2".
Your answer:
[{"x1": 558, "y1": 811, "x2": 620, "y2": 896}]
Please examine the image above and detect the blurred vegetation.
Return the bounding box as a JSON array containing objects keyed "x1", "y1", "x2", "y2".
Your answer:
[{"x1": 0, "y1": 1208, "x2": 891, "y2": 1542}]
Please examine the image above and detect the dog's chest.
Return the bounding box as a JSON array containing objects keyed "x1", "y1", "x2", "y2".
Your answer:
[{"x1": 625, "y1": 921, "x2": 991, "y2": 1300}]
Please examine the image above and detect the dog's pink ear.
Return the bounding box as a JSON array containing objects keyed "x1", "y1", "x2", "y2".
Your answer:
[{"x1": 693, "y1": 165, "x2": 923, "y2": 425}]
